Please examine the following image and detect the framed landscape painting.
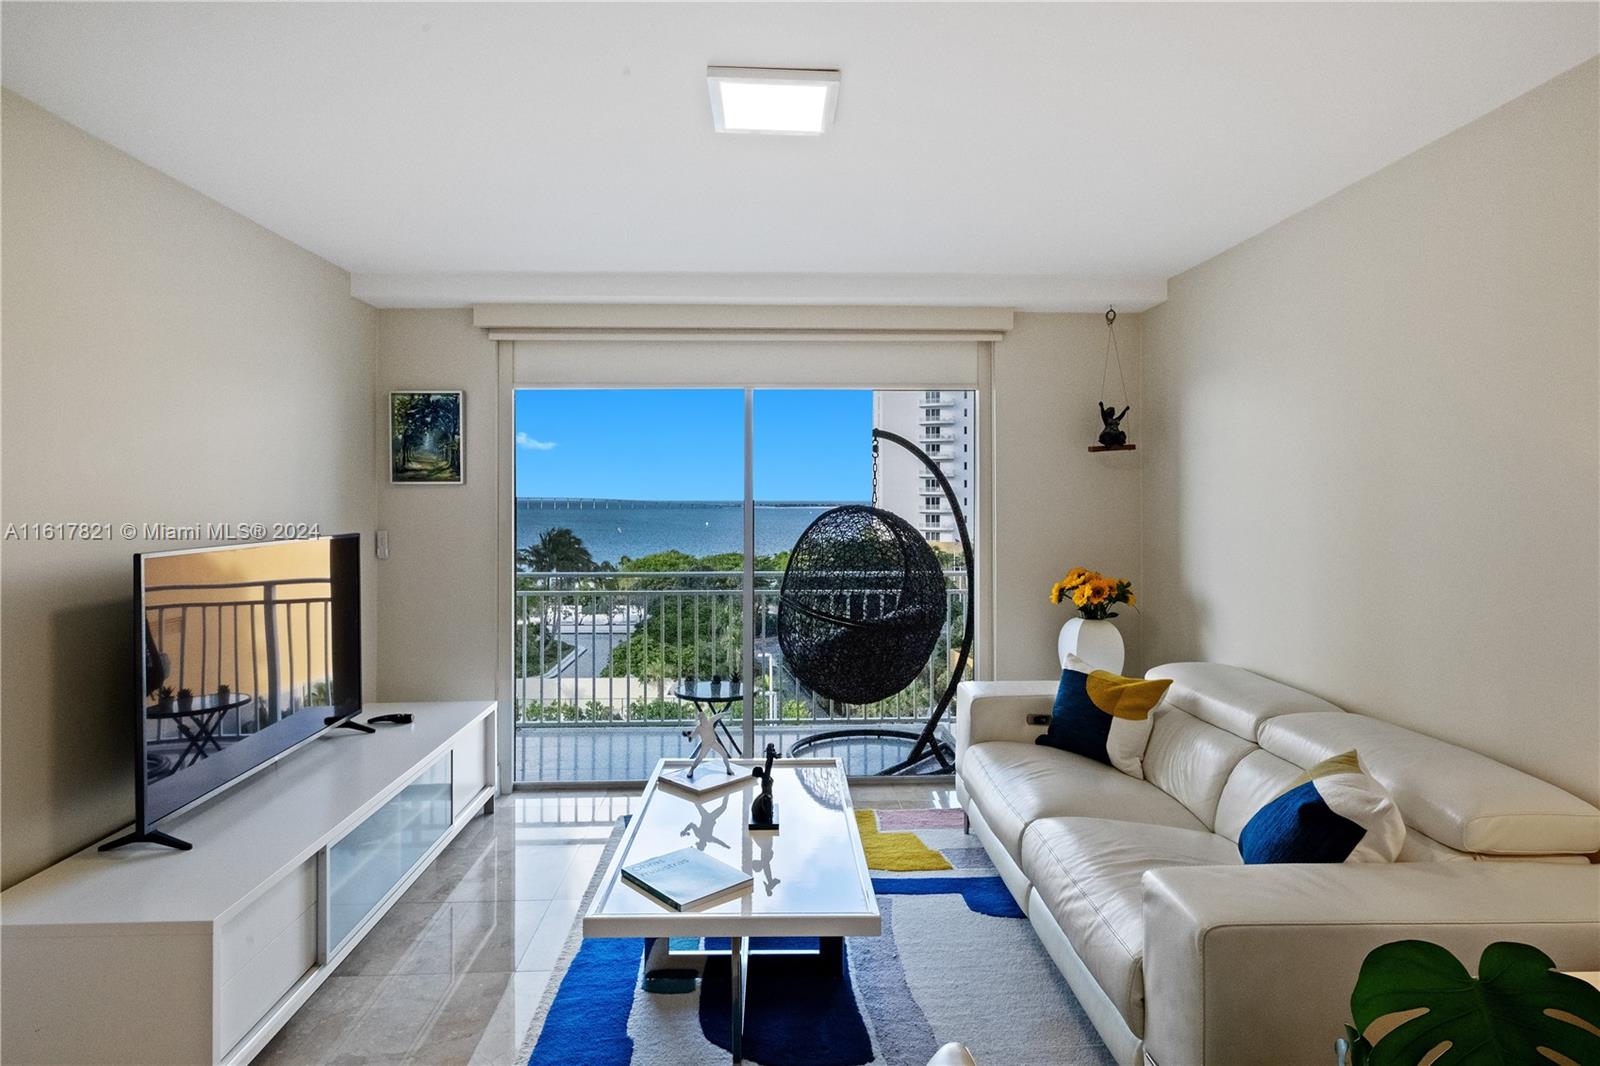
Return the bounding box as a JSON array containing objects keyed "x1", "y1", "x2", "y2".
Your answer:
[{"x1": 390, "y1": 390, "x2": 464, "y2": 484}]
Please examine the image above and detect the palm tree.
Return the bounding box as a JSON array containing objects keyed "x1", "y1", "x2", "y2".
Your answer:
[{"x1": 518, "y1": 527, "x2": 597, "y2": 573}]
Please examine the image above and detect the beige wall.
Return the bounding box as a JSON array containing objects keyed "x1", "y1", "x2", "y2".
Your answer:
[
  {"x1": 992, "y1": 313, "x2": 1144, "y2": 678},
  {"x1": 372, "y1": 310, "x2": 498, "y2": 702},
  {"x1": 1141, "y1": 60, "x2": 1599, "y2": 805},
  {"x1": 368, "y1": 310, "x2": 1144, "y2": 721},
  {"x1": 0, "y1": 91, "x2": 378, "y2": 887}
]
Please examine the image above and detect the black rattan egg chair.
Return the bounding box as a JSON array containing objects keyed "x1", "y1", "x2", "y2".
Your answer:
[{"x1": 781, "y1": 429, "x2": 974, "y2": 775}]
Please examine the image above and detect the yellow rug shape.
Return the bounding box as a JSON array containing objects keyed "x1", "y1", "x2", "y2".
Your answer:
[{"x1": 855, "y1": 809, "x2": 953, "y2": 872}]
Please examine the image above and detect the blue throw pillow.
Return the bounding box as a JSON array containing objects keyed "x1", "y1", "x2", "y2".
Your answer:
[
  {"x1": 1239, "y1": 751, "x2": 1406, "y2": 864},
  {"x1": 1035, "y1": 654, "x2": 1170, "y2": 779}
]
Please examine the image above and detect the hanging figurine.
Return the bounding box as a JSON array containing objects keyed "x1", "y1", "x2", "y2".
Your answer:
[
  {"x1": 1098, "y1": 401, "x2": 1130, "y2": 447},
  {"x1": 1094, "y1": 307, "x2": 1134, "y2": 450}
]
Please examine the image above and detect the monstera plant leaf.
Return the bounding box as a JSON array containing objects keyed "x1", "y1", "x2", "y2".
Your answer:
[{"x1": 1348, "y1": 940, "x2": 1600, "y2": 1065}]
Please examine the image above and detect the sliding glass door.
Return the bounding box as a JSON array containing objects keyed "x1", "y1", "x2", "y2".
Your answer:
[
  {"x1": 512, "y1": 389, "x2": 745, "y2": 783},
  {"x1": 513, "y1": 387, "x2": 974, "y2": 784}
]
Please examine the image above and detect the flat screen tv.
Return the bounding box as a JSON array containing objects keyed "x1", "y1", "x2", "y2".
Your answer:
[{"x1": 104, "y1": 534, "x2": 363, "y2": 851}]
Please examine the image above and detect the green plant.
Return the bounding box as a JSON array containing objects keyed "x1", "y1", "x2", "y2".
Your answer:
[
  {"x1": 1341, "y1": 940, "x2": 1600, "y2": 1065},
  {"x1": 518, "y1": 527, "x2": 598, "y2": 573}
]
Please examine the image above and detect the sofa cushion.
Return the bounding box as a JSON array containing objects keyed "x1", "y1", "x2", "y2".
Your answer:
[
  {"x1": 1021, "y1": 817, "x2": 1241, "y2": 1036},
  {"x1": 1142, "y1": 706, "x2": 1257, "y2": 829},
  {"x1": 1258, "y1": 712, "x2": 1600, "y2": 855},
  {"x1": 1239, "y1": 752, "x2": 1406, "y2": 864},
  {"x1": 1036, "y1": 655, "x2": 1169, "y2": 778},
  {"x1": 960, "y1": 742, "x2": 1205, "y2": 862},
  {"x1": 1214, "y1": 749, "x2": 1306, "y2": 843},
  {"x1": 1146, "y1": 662, "x2": 1344, "y2": 741}
]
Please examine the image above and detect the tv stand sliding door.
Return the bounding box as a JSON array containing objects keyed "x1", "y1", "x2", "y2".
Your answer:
[{"x1": 0, "y1": 701, "x2": 497, "y2": 1066}]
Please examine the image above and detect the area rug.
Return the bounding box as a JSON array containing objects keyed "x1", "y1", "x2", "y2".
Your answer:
[{"x1": 518, "y1": 807, "x2": 1113, "y2": 1066}]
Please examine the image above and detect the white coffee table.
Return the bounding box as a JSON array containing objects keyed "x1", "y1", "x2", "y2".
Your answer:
[{"x1": 583, "y1": 756, "x2": 880, "y2": 1063}]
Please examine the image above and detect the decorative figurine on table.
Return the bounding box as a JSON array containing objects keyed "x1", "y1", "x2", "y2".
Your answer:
[
  {"x1": 749, "y1": 743, "x2": 779, "y2": 831},
  {"x1": 682, "y1": 703, "x2": 735, "y2": 781},
  {"x1": 1097, "y1": 401, "x2": 1130, "y2": 447}
]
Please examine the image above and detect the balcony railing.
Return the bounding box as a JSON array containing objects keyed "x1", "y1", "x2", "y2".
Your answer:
[
  {"x1": 143, "y1": 578, "x2": 335, "y2": 747},
  {"x1": 514, "y1": 569, "x2": 969, "y2": 730}
]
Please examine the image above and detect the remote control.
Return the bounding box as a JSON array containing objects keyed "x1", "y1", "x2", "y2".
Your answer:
[{"x1": 367, "y1": 713, "x2": 414, "y2": 725}]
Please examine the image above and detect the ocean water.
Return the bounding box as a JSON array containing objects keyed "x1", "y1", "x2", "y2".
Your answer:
[{"x1": 516, "y1": 498, "x2": 857, "y2": 566}]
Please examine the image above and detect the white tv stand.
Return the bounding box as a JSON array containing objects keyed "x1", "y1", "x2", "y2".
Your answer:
[{"x1": 1, "y1": 701, "x2": 496, "y2": 1066}]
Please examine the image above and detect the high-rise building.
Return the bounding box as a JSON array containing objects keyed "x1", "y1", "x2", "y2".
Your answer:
[{"x1": 872, "y1": 389, "x2": 976, "y2": 553}]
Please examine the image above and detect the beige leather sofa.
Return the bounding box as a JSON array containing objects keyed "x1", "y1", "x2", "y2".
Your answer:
[{"x1": 954, "y1": 663, "x2": 1600, "y2": 1066}]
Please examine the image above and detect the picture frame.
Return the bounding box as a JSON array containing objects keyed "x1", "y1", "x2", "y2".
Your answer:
[{"x1": 389, "y1": 390, "x2": 464, "y2": 484}]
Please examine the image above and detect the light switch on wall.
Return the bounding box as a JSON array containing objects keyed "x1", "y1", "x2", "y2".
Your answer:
[{"x1": 375, "y1": 529, "x2": 390, "y2": 560}]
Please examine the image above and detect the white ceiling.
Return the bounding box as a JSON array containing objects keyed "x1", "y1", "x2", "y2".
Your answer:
[{"x1": 4, "y1": 3, "x2": 1596, "y2": 310}]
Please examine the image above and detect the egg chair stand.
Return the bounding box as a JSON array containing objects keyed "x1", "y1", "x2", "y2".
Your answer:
[{"x1": 784, "y1": 429, "x2": 975, "y2": 776}]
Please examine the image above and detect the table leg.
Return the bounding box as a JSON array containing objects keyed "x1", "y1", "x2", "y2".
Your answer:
[
  {"x1": 819, "y1": 936, "x2": 845, "y2": 973},
  {"x1": 172, "y1": 719, "x2": 205, "y2": 767},
  {"x1": 730, "y1": 934, "x2": 748, "y2": 1064},
  {"x1": 715, "y1": 714, "x2": 743, "y2": 756},
  {"x1": 195, "y1": 710, "x2": 226, "y2": 753}
]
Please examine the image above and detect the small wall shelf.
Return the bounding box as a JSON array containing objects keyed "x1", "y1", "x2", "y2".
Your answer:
[{"x1": 1087, "y1": 444, "x2": 1137, "y2": 453}]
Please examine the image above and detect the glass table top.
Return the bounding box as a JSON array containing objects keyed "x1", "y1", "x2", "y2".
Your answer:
[
  {"x1": 585, "y1": 758, "x2": 879, "y2": 937},
  {"x1": 673, "y1": 681, "x2": 745, "y2": 702}
]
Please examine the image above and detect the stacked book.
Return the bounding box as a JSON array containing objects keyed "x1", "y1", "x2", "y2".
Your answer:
[{"x1": 622, "y1": 847, "x2": 753, "y2": 911}]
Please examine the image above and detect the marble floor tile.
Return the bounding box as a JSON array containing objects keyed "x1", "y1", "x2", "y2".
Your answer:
[
  {"x1": 514, "y1": 897, "x2": 583, "y2": 972},
  {"x1": 401, "y1": 971, "x2": 517, "y2": 1066},
  {"x1": 326, "y1": 971, "x2": 457, "y2": 1063},
  {"x1": 451, "y1": 900, "x2": 552, "y2": 975},
  {"x1": 334, "y1": 901, "x2": 453, "y2": 977},
  {"x1": 262, "y1": 781, "x2": 956, "y2": 1064},
  {"x1": 254, "y1": 976, "x2": 385, "y2": 1066},
  {"x1": 464, "y1": 970, "x2": 553, "y2": 1066}
]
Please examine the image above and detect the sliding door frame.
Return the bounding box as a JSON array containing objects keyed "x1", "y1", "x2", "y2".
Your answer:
[{"x1": 494, "y1": 333, "x2": 1000, "y2": 791}]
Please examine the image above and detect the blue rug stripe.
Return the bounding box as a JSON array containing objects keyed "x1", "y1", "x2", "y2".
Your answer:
[
  {"x1": 528, "y1": 937, "x2": 641, "y2": 1066},
  {"x1": 872, "y1": 875, "x2": 1024, "y2": 919},
  {"x1": 699, "y1": 944, "x2": 874, "y2": 1066},
  {"x1": 525, "y1": 824, "x2": 1109, "y2": 1065},
  {"x1": 704, "y1": 935, "x2": 819, "y2": 952}
]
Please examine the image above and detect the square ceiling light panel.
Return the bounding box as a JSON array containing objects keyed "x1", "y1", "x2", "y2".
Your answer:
[{"x1": 707, "y1": 67, "x2": 840, "y2": 135}]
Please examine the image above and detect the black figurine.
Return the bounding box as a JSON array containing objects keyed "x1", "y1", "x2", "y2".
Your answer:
[
  {"x1": 749, "y1": 743, "x2": 779, "y2": 831},
  {"x1": 1098, "y1": 402, "x2": 1130, "y2": 447}
]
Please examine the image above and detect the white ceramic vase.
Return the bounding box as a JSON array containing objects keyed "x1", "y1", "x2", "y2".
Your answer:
[{"x1": 1057, "y1": 617, "x2": 1125, "y2": 674}]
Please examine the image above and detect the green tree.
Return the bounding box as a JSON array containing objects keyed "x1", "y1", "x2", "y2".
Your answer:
[{"x1": 518, "y1": 527, "x2": 597, "y2": 573}]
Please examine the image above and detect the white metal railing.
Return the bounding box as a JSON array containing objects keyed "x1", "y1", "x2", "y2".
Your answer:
[
  {"x1": 513, "y1": 569, "x2": 968, "y2": 730},
  {"x1": 144, "y1": 578, "x2": 335, "y2": 745}
]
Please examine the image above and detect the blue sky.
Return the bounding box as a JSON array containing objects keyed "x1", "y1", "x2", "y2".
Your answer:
[{"x1": 514, "y1": 389, "x2": 872, "y2": 501}]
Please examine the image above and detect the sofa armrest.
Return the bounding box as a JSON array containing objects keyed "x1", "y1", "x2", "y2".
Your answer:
[
  {"x1": 954, "y1": 680, "x2": 1059, "y2": 771},
  {"x1": 1141, "y1": 863, "x2": 1600, "y2": 1066}
]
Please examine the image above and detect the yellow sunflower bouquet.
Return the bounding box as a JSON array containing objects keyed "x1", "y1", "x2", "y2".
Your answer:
[{"x1": 1050, "y1": 567, "x2": 1134, "y2": 621}]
